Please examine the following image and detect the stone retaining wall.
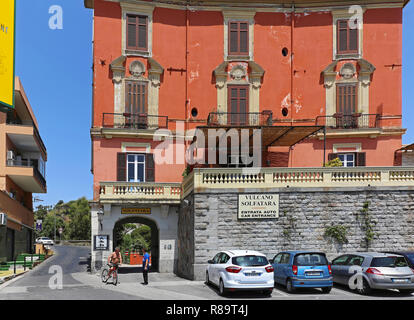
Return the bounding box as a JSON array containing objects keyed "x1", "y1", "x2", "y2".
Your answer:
[{"x1": 178, "y1": 187, "x2": 414, "y2": 280}]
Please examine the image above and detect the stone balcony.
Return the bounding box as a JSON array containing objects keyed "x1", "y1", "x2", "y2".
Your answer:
[
  {"x1": 99, "y1": 182, "x2": 182, "y2": 204},
  {"x1": 182, "y1": 166, "x2": 414, "y2": 198},
  {"x1": 99, "y1": 167, "x2": 414, "y2": 204}
]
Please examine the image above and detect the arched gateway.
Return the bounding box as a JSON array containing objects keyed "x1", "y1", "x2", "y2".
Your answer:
[{"x1": 90, "y1": 186, "x2": 181, "y2": 273}]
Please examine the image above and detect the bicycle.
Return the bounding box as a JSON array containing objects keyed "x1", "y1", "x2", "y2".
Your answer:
[{"x1": 101, "y1": 263, "x2": 118, "y2": 285}]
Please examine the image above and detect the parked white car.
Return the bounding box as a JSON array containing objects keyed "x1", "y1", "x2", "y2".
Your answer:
[
  {"x1": 36, "y1": 237, "x2": 54, "y2": 245},
  {"x1": 206, "y1": 250, "x2": 274, "y2": 296}
]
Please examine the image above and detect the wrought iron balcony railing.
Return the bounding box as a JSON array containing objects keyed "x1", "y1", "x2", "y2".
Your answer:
[
  {"x1": 315, "y1": 114, "x2": 379, "y2": 129},
  {"x1": 207, "y1": 111, "x2": 273, "y2": 127},
  {"x1": 102, "y1": 113, "x2": 168, "y2": 130}
]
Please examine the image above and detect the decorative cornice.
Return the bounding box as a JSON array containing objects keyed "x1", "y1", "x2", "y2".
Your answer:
[
  {"x1": 322, "y1": 61, "x2": 338, "y2": 88},
  {"x1": 213, "y1": 61, "x2": 229, "y2": 88},
  {"x1": 94, "y1": 0, "x2": 406, "y2": 12},
  {"x1": 358, "y1": 58, "x2": 376, "y2": 86},
  {"x1": 110, "y1": 55, "x2": 126, "y2": 83}
]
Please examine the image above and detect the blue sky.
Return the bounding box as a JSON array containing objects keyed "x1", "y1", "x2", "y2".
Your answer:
[
  {"x1": 15, "y1": 0, "x2": 93, "y2": 207},
  {"x1": 14, "y1": 1, "x2": 414, "y2": 207}
]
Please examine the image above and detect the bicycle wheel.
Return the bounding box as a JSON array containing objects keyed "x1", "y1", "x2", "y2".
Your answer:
[
  {"x1": 101, "y1": 268, "x2": 108, "y2": 283},
  {"x1": 113, "y1": 271, "x2": 118, "y2": 286}
]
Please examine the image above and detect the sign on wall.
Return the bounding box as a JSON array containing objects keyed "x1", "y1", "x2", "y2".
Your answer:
[
  {"x1": 121, "y1": 208, "x2": 151, "y2": 214},
  {"x1": 160, "y1": 240, "x2": 175, "y2": 260},
  {"x1": 238, "y1": 194, "x2": 279, "y2": 219},
  {"x1": 0, "y1": 0, "x2": 16, "y2": 109},
  {"x1": 93, "y1": 235, "x2": 109, "y2": 251}
]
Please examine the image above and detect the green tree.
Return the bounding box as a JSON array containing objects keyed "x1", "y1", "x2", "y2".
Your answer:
[
  {"x1": 131, "y1": 225, "x2": 151, "y2": 249},
  {"x1": 33, "y1": 198, "x2": 91, "y2": 240},
  {"x1": 64, "y1": 197, "x2": 91, "y2": 240}
]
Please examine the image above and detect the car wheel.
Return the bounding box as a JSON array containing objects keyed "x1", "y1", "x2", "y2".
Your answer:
[
  {"x1": 357, "y1": 279, "x2": 372, "y2": 295},
  {"x1": 286, "y1": 279, "x2": 295, "y2": 293},
  {"x1": 205, "y1": 272, "x2": 210, "y2": 285},
  {"x1": 399, "y1": 289, "x2": 414, "y2": 295},
  {"x1": 322, "y1": 287, "x2": 332, "y2": 294},
  {"x1": 219, "y1": 279, "x2": 226, "y2": 296}
]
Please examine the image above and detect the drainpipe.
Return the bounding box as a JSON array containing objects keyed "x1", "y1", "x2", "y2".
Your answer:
[
  {"x1": 290, "y1": 3, "x2": 294, "y2": 126},
  {"x1": 185, "y1": 2, "x2": 189, "y2": 134}
]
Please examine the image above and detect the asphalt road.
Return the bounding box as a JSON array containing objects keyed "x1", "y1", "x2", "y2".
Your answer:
[
  {"x1": 0, "y1": 245, "x2": 413, "y2": 300},
  {"x1": 0, "y1": 245, "x2": 139, "y2": 300}
]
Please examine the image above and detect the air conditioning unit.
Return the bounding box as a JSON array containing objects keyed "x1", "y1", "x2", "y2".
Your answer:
[
  {"x1": 0, "y1": 213, "x2": 7, "y2": 226},
  {"x1": 6, "y1": 150, "x2": 15, "y2": 161}
]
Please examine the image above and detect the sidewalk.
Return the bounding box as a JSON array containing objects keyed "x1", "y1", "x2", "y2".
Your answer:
[
  {"x1": 0, "y1": 269, "x2": 28, "y2": 285},
  {"x1": 71, "y1": 270, "x2": 209, "y2": 300}
]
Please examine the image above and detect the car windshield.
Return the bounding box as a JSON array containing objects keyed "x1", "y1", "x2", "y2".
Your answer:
[
  {"x1": 232, "y1": 255, "x2": 269, "y2": 267},
  {"x1": 371, "y1": 257, "x2": 408, "y2": 268},
  {"x1": 294, "y1": 253, "x2": 328, "y2": 266}
]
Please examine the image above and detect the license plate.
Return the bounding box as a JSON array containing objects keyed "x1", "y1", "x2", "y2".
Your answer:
[
  {"x1": 244, "y1": 272, "x2": 262, "y2": 277},
  {"x1": 392, "y1": 278, "x2": 409, "y2": 283},
  {"x1": 306, "y1": 272, "x2": 321, "y2": 276}
]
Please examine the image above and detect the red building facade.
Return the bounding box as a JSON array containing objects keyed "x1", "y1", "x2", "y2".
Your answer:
[
  {"x1": 87, "y1": 0, "x2": 407, "y2": 201},
  {"x1": 86, "y1": 0, "x2": 409, "y2": 271}
]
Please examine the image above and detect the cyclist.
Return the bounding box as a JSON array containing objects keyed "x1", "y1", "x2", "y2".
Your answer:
[{"x1": 107, "y1": 247, "x2": 122, "y2": 280}]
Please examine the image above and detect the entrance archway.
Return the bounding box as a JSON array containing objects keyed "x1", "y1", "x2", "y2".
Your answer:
[{"x1": 112, "y1": 216, "x2": 159, "y2": 272}]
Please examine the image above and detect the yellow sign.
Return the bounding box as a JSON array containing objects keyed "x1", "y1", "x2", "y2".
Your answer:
[
  {"x1": 0, "y1": 0, "x2": 16, "y2": 109},
  {"x1": 121, "y1": 208, "x2": 151, "y2": 214}
]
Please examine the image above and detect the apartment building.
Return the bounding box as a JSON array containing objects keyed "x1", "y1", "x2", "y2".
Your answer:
[
  {"x1": 0, "y1": 77, "x2": 47, "y2": 262},
  {"x1": 85, "y1": 0, "x2": 411, "y2": 274}
]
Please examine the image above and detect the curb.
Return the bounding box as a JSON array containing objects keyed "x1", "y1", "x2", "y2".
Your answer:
[
  {"x1": 0, "y1": 270, "x2": 29, "y2": 289},
  {"x1": 0, "y1": 253, "x2": 58, "y2": 290}
]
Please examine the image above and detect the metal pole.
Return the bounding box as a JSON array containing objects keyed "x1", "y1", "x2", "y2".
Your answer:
[
  {"x1": 13, "y1": 259, "x2": 16, "y2": 274},
  {"x1": 323, "y1": 126, "x2": 326, "y2": 166},
  {"x1": 54, "y1": 211, "x2": 56, "y2": 243}
]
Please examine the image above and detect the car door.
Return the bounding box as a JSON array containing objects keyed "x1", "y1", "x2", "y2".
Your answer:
[
  {"x1": 279, "y1": 253, "x2": 292, "y2": 284},
  {"x1": 344, "y1": 255, "x2": 365, "y2": 286},
  {"x1": 209, "y1": 253, "x2": 222, "y2": 285},
  {"x1": 274, "y1": 253, "x2": 290, "y2": 284},
  {"x1": 272, "y1": 253, "x2": 284, "y2": 284},
  {"x1": 331, "y1": 255, "x2": 351, "y2": 284},
  {"x1": 217, "y1": 253, "x2": 230, "y2": 282}
]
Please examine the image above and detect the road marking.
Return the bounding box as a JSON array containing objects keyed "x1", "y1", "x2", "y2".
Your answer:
[{"x1": 0, "y1": 286, "x2": 27, "y2": 294}]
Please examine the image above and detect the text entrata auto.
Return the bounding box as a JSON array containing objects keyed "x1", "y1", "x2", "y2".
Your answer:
[
  {"x1": 330, "y1": 252, "x2": 414, "y2": 295},
  {"x1": 270, "y1": 251, "x2": 333, "y2": 293},
  {"x1": 206, "y1": 250, "x2": 274, "y2": 296}
]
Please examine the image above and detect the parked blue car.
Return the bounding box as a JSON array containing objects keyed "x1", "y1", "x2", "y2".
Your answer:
[{"x1": 270, "y1": 251, "x2": 333, "y2": 293}]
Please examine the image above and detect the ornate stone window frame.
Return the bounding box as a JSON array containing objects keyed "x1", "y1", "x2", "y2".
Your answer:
[
  {"x1": 121, "y1": 142, "x2": 151, "y2": 153},
  {"x1": 222, "y1": 10, "x2": 256, "y2": 61},
  {"x1": 332, "y1": 8, "x2": 365, "y2": 61},
  {"x1": 214, "y1": 61, "x2": 264, "y2": 123},
  {"x1": 322, "y1": 59, "x2": 375, "y2": 119},
  {"x1": 333, "y1": 143, "x2": 361, "y2": 153},
  {"x1": 121, "y1": 2, "x2": 155, "y2": 57},
  {"x1": 110, "y1": 56, "x2": 164, "y2": 127}
]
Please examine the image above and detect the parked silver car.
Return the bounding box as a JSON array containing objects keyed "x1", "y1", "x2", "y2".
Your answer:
[
  {"x1": 35, "y1": 237, "x2": 54, "y2": 245},
  {"x1": 331, "y1": 252, "x2": 414, "y2": 295}
]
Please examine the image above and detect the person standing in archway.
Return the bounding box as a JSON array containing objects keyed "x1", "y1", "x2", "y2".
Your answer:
[{"x1": 142, "y1": 248, "x2": 150, "y2": 285}]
